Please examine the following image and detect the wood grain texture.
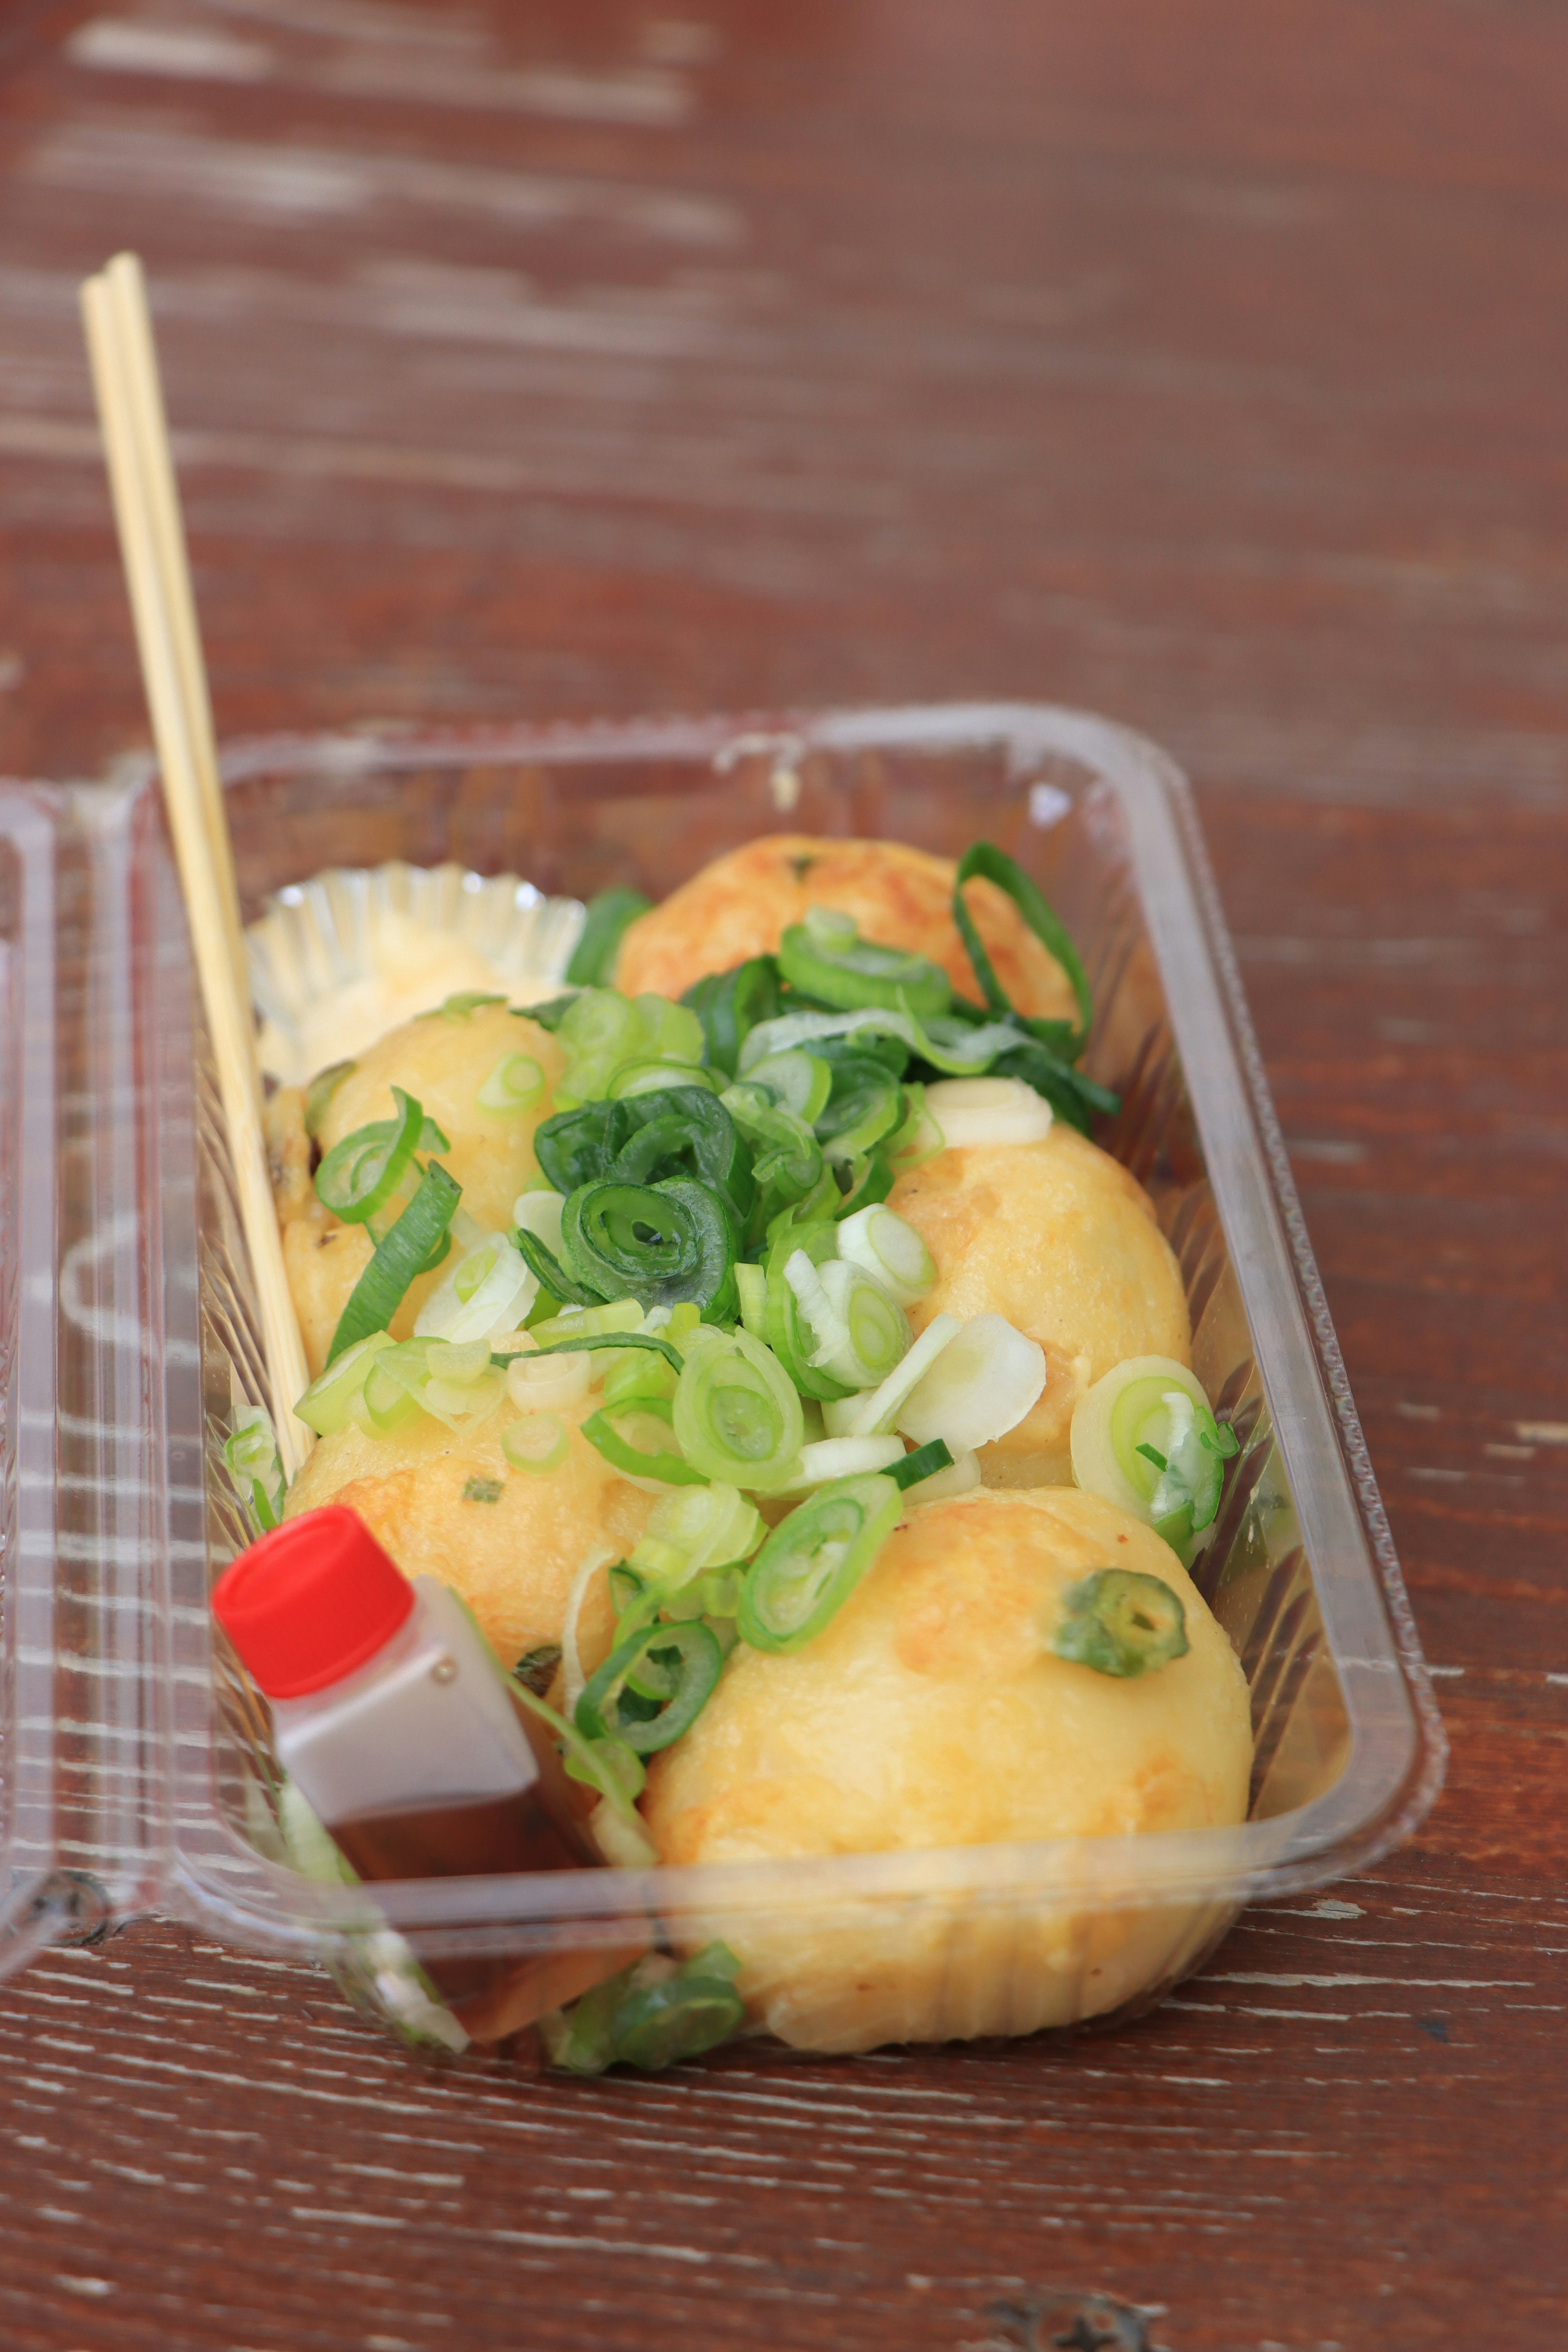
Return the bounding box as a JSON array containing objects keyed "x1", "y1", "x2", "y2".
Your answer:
[{"x1": 0, "y1": 2, "x2": 1564, "y2": 2345}]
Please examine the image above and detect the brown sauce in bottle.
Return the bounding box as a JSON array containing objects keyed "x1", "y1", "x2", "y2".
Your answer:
[{"x1": 325, "y1": 1703, "x2": 644, "y2": 2039}]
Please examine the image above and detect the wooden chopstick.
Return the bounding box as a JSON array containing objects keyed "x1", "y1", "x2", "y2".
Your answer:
[
  {"x1": 80, "y1": 257, "x2": 313, "y2": 1479},
  {"x1": 102, "y1": 251, "x2": 249, "y2": 1009}
]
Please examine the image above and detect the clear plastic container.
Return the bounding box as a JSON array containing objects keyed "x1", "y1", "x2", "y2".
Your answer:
[{"x1": 1, "y1": 705, "x2": 1447, "y2": 2056}]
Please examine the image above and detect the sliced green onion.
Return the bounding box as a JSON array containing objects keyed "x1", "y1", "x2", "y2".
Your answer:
[
  {"x1": 559, "y1": 1176, "x2": 739, "y2": 1321},
  {"x1": 553, "y1": 986, "x2": 705, "y2": 1109},
  {"x1": 735, "y1": 1260, "x2": 768, "y2": 1341},
  {"x1": 363, "y1": 1335, "x2": 502, "y2": 1434},
  {"x1": 476, "y1": 1052, "x2": 545, "y2": 1115},
  {"x1": 600, "y1": 1340, "x2": 678, "y2": 1406},
  {"x1": 326, "y1": 1160, "x2": 462, "y2": 1363},
  {"x1": 681, "y1": 956, "x2": 782, "y2": 1077},
  {"x1": 886, "y1": 1436, "x2": 953, "y2": 1491},
  {"x1": 610, "y1": 1090, "x2": 754, "y2": 1219},
  {"x1": 630, "y1": 1482, "x2": 766, "y2": 1587},
  {"x1": 513, "y1": 1187, "x2": 566, "y2": 1254},
  {"x1": 835, "y1": 1203, "x2": 935, "y2": 1307},
  {"x1": 823, "y1": 1310, "x2": 962, "y2": 1438},
  {"x1": 545, "y1": 1960, "x2": 643, "y2": 2075},
  {"x1": 817, "y1": 1259, "x2": 911, "y2": 1386},
  {"x1": 223, "y1": 1403, "x2": 284, "y2": 1535},
  {"x1": 303, "y1": 1058, "x2": 355, "y2": 1141},
  {"x1": 673, "y1": 1327, "x2": 804, "y2": 1493},
  {"x1": 763, "y1": 1223, "x2": 853, "y2": 1402},
  {"x1": 502, "y1": 1413, "x2": 569, "y2": 1474},
  {"x1": 610, "y1": 1944, "x2": 745, "y2": 2071},
  {"x1": 508, "y1": 1679, "x2": 646, "y2": 1823},
  {"x1": 906, "y1": 1443, "x2": 980, "y2": 1501},
  {"x1": 814, "y1": 1054, "x2": 902, "y2": 1163},
  {"x1": 739, "y1": 1472, "x2": 901, "y2": 1652},
  {"x1": 294, "y1": 1330, "x2": 396, "y2": 1436},
  {"x1": 1070, "y1": 1356, "x2": 1236, "y2": 1549},
  {"x1": 953, "y1": 842, "x2": 1091, "y2": 1058},
  {"x1": 315, "y1": 1085, "x2": 423, "y2": 1224},
  {"x1": 739, "y1": 1004, "x2": 1020, "y2": 1080},
  {"x1": 582, "y1": 1394, "x2": 706, "y2": 1488},
  {"x1": 1049, "y1": 1568, "x2": 1189, "y2": 1678},
  {"x1": 924, "y1": 1075, "x2": 1054, "y2": 1149},
  {"x1": 743, "y1": 1048, "x2": 833, "y2": 1124},
  {"x1": 566, "y1": 887, "x2": 653, "y2": 988},
  {"x1": 883, "y1": 1080, "x2": 942, "y2": 1167},
  {"x1": 513, "y1": 1222, "x2": 601, "y2": 1307},
  {"x1": 895, "y1": 1313, "x2": 1047, "y2": 1452},
  {"x1": 525, "y1": 1298, "x2": 647, "y2": 1349},
  {"x1": 575, "y1": 1619, "x2": 723, "y2": 1752},
  {"x1": 418, "y1": 990, "x2": 506, "y2": 1022},
  {"x1": 779, "y1": 910, "x2": 952, "y2": 1019},
  {"x1": 831, "y1": 1149, "x2": 894, "y2": 1223},
  {"x1": 720, "y1": 1084, "x2": 824, "y2": 1232},
  {"x1": 775, "y1": 1433, "x2": 906, "y2": 1491},
  {"x1": 505, "y1": 1348, "x2": 590, "y2": 1412},
  {"x1": 414, "y1": 1234, "x2": 535, "y2": 1345}
]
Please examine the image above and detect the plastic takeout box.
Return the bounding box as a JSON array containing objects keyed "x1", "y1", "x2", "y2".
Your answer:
[{"x1": 0, "y1": 704, "x2": 1446, "y2": 2053}]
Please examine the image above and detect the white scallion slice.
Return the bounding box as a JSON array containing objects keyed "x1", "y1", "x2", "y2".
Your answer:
[
  {"x1": 784, "y1": 1248, "x2": 852, "y2": 1370},
  {"x1": 894, "y1": 1314, "x2": 1047, "y2": 1451},
  {"x1": 506, "y1": 1348, "x2": 591, "y2": 1413},
  {"x1": 825, "y1": 1312, "x2": 963, "y2": 1438},
  {"x1": 774, "y1": 1434, "x2": 906, "y2": 1492},
  {"x1": 415, "y1": 1234, "x2": 536, "y2": 1346},
  {"x1": 502, "y1": 1412, "x2": 569, "y2": 1475},
  {"x1": 785, "y1": 1249, "x2": 910, "y2": 1390},
  {"x1": 924, "y1": 1076, "x2": 1054, "y2": 1149},
  {"x1": 835, "y1": 1204, "x2": 936, "y2": 1307},
  {"x1": 513, "y1": 1187, "x2": 566, "y2": 1254}
]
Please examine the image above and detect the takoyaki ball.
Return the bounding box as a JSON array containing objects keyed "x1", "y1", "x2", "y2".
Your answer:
[
  {"x1": 613, "y1": 835, "x2": 1076, "y2": 1022},
  {"x1": 642, "y1": 1487, "x2": 1252, "y2": 2051},
  {"x1": 283, "y1": 1394, "x2": 654, "y2": 1670},
  {"x1": 270, "y1": 1002, "x2": 563, "y2": 1379},
  {"x1": 888, "y1": 1127, "x2": 1190, "y2": 1486}
]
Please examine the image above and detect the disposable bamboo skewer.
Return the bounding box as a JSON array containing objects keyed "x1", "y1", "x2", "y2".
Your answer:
[
  {"x1": 80, "y1": 256, "x2": 313, "y2": 1479},
  {"x1": 102, "y1": 251, "x2": 249, "y2": 1011}
]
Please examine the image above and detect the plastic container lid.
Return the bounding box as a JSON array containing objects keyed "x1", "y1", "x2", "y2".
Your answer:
[{"x1": 212, "y1": 1506, "x2": 414, "y2": 1699}]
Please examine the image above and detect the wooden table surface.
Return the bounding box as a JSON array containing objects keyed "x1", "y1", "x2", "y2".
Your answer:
[{"x1": 2, "y1": 3, "x2": 1565, "y2": 2346}]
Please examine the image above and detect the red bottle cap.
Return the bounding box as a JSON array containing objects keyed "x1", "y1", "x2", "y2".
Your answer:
[{"x1": 212, "y1": 1507, "x2": 415, "y2": 1699}]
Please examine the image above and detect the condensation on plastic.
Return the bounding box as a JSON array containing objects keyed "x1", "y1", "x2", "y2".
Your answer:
[{"x1": 0, "y1": 708, "x2": 1447, "y2": 2052}]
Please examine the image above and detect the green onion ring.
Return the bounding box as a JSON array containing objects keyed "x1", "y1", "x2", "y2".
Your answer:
[
  {"x1": 1049, "y1": 1568, "x2": 1189, "y2": 1678},
  {"x1": 314, "y1": 1085, "x2": 423, "y2": 1224},
  {"x1": 738, "y1": 1471, "x2": 902, "y2": 1653},
  {"x1": 575, "y1": 1618, "x2": 723, "y2": 1753},
  {"x1": 673, "y1": 1327, "x2": 805, "y2": 1493},
  {"x1": 610, "y1": 1967, "x2": 746, "y2": 2070}
]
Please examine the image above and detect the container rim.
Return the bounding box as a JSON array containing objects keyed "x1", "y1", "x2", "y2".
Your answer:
[{"x1": 156, "y1": 701, "x2": 1445, "y2": 1945}]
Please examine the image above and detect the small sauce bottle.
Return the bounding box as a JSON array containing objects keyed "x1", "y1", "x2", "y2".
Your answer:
[{"x1": 213, "y1": 1506, "x2": 643, "y2": 2048}]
